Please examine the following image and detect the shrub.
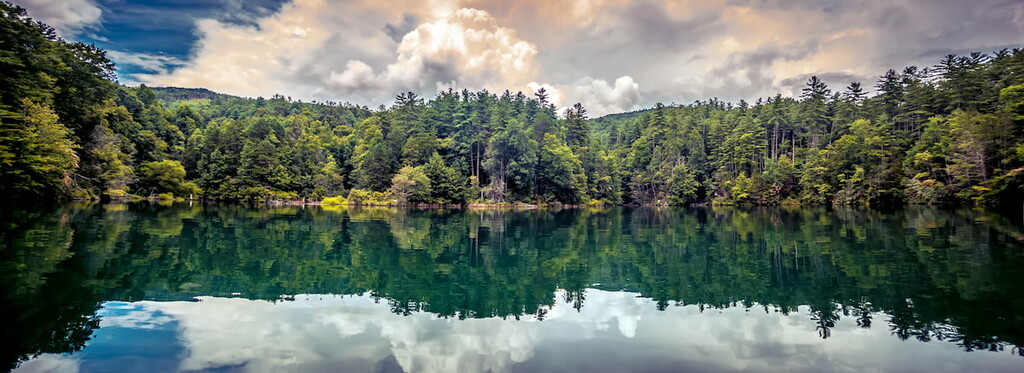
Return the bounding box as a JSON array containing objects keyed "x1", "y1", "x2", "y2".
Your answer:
[
  {"x1": 267, "y1": 190, "x2": 298, "y2": 201},
  {"x1": 321, "y1": 196, "x2": 347, "y2": 205},
  {"x1": 138, "y1": 160, "x2": 202, "y2": 198},
  {"x1": 105, "y1": 188, "x2": 128, "y2": 199},
  {"x1": 905, "y1": 177, "x2": 947, "y2": 204},
  {"x1": 369, "y1": 191, "x2": 393, "y2": 205},
  {"x1": 347, "y1": 189, "x2": 372, "y2": 205}
]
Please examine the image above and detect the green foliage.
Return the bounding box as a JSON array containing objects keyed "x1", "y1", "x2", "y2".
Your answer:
[
  {"x1": 0, "y1": 99, "x2": 78, "y2": 197},
  {"x1": 311, "y1": 157, "x2": 345, "y2": 200},
  {"x1": 833, "y1": 166, "x2": 866, "y2": 205},
  {"x1": 422, "y1": 153, "x2": 468, "y2": 204},
  {"x1": 2, "y1": 5, "x2": 1024, "y2": 207},
  {"x1": 797, "y1": 150, "x2": 831, "y2": 204},
  {"x1": 137, "y1": 160, "x2": 200, "y2": 198},
  {"x1": 352, "y1": 116, "x2": 397, "y2": 191},
  {"x1": 667, "y1": 162, "x2": 699, "y2": 205},
  {"x1": 320, "y1": 196, "x2": 347, "y2": 205},
  {"x1": 716, "y1": 172, "x2": 767, "y2": 205},
  {"x1": 1001, "y1": 83, "x2": 1024, "y2": 120},
  {"x1": 761, "y1": 157, "x2": 797, "y2": 201},
  {"x1": 983, "y1": 167, "x2": 1024, "y2": 208},
  {"x1": 584, "y1": 149, "x2": 623, "y2": 204},
  {"x1": 402, "y1": 132, "x2": 437, "y2": 166},
  {"x1": 905, "y1": 177, "x2": 946, "y2": 204},
  {"x1": 538, "y1": 133, "x2": 586, "y2": 204},
  {"x1": 484, "y1": 118, "x2": 538, "y2": 202},
  {"x1": 347, "y1": 189, "x2": 373, "y2": 205},
  {"x1": 564, "y1": 103, "x2": 589, "y2": 148},
  {"x1": 82, "y1": 125, "x2": 134, "y2": 198},
  {"x1": 390, "y1": 166, "x2": 431, "y2": 204},
  {"x1": 347, "y1": 188, "x2": 392, "y2": 205}
]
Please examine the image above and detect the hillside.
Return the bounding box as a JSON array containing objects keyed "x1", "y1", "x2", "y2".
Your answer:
[
  {"x1": 149, "y1": 86, "x2": 236, "y2": 102},
  {"x1": 589, "y1": 108, "x2": 653, "y2": 139}
]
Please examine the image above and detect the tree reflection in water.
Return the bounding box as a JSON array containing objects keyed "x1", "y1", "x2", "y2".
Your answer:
[{"x1": 2, "y1": 203, "x2": 1024, "y2": 370}]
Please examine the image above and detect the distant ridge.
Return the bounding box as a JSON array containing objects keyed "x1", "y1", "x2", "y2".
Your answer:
[
  {"x1": 148, "y1": 86, "x2": 236, "y2": 102},
  {"x1": 589, "y1": 107, "x2": 654, "y2": 136},
  {"x1": 591, "y1": 108, "x2": 653, "y2": 122}
]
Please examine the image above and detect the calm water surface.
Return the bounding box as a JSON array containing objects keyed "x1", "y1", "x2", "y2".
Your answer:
[{"x1": 2, "y1": 203, "x2": 1024, "y2": 372}]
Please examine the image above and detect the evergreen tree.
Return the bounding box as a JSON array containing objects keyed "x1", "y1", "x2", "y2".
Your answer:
[
  {"x1": 564, "y1": 103, "x2": 589, "y2": 148},
  {"x1": 422, "y1": 153, "x2": 468, "y2": 205}
]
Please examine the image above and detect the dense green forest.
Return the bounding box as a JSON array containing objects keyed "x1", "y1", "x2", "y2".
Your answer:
[{"x1": 3, "y1": 2, "x2": 1024, "y2": 206}]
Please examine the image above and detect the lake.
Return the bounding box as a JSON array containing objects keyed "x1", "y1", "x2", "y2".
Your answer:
[{"x1": 2, "y1": 203, "x2": 1023, "y2": 372}]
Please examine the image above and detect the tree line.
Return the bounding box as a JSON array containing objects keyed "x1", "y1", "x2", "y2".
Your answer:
[
  {"x1": 2, "y1": 1, "x2": 1023, "y2": 206},
  {"x1": 599, "y1": 53, "x2": 1024, "y2": 207}
]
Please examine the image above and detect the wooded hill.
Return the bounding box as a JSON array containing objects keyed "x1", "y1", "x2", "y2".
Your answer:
[{"x1": 2, "y1": 2, "x2": 1023, "y2": 207}]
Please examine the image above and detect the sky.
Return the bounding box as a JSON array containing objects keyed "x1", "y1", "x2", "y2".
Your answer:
[{"x1": 11, "y1": 0, "x2": 1024, "y2": 116}]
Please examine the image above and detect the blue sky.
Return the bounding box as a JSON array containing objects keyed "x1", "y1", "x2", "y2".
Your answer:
[
  {"x1": 12, "y1": 0, "x2": 1024, "y2": 116},
  {"x1": 77, "y1": 0, "x2": 288, "y2": 78}
]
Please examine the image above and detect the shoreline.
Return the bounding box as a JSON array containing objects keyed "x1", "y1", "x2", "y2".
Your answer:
[
  {"x1": 75, "y1": 196, "x2": 966, "y2": 209},
  {"x1": 92, "y1": 197, "x2": 620, "y2": 209}
]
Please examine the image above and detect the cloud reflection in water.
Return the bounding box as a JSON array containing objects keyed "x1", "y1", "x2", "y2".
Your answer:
[{"x1": 16, "y1": 289, "x2": 1023, "y2": 373}]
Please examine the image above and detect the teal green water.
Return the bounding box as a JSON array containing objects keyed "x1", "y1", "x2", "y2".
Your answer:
[{"x1": 2, "y1": 204, "x2": 1024, "y2": 372}]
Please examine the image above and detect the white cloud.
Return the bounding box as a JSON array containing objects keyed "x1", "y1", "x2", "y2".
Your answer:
[
  {"x1": 105, "y1": 51, "x2": 185, "y2": 80},
  {"x1": 324, "y1": 7, "x2": 538, "y2": 99},
  {"x1": 566, "y1": 76, "x2": 642, "y2": 116},
  {"x1": 97, "y1": 301, "x2": 176, "y2": 329},
  {"x1": 11, "y1": 0, "x2": 102, "y2": 36},
  {"x1": 530, "y1": 76, "x2": 642, "y2": 117},
  {"x1": 12, "y1": 354, "x2": 80, "y2": 373}
]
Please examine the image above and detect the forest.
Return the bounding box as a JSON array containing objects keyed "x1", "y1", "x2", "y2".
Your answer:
[{"x1": 2, "y1": 2, "x2": 1024, "y2": 207}]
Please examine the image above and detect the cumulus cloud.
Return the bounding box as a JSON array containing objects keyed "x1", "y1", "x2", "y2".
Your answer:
[
  {"x1": 326, "y1": 7, "x2": 539, "y2": 98},
  {"x1": 531, "y1": 76, "x2": 642, "y2": 116},
  {"x1": 12, "y1": 0, "x2": 102, "y2": 36},
  {"x1": 130, "y1": 0, "x2": 1022, "y2": 115},
  {"x1": 384, "y1": 13, "x2": 420, "y2": 43}
]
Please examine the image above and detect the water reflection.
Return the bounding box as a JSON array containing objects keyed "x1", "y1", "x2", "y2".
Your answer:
[
  {"x1": 2, "y1": 204, "x2": 1024, "y2": 371},
  {"x1": 15, "y1": 291, "x2": 1024, "y2": 373}
]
